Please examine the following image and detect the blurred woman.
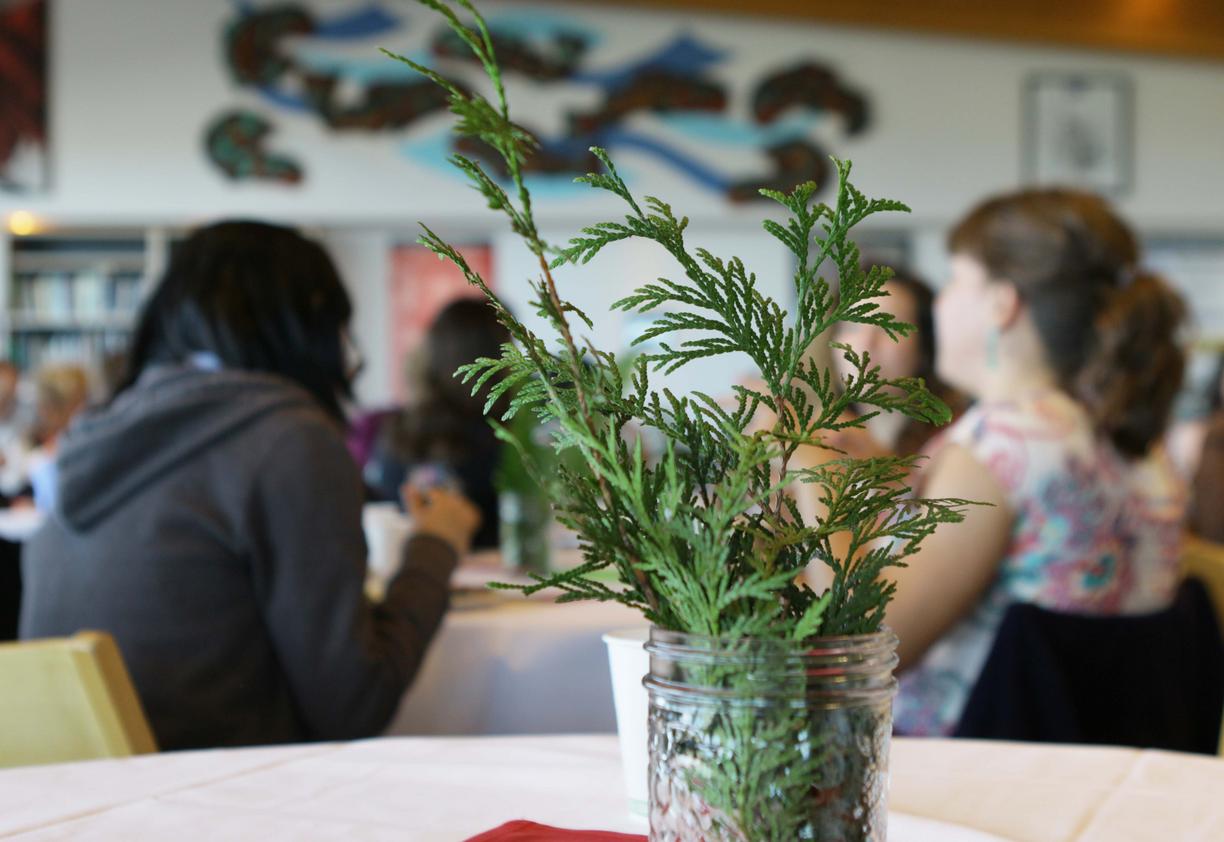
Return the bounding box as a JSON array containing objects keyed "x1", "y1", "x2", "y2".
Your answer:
[
  {"x1": 21, "y1": 221, "x2": 480, "y2": 750},
  {"x1": 789, "y1": 269, "x2": 965, "y2": 537},
  {"x1": 32, "y1": 363, "x2": 89, "y2": 446},
  {"x1": 24, "y1": 363, "x2": 91, "y2": 510},
  {"x1": 363, "y1": 298, "x2": 510, "y2": 549},
  {"x1": 887, "y1": 190, "x2": 1188, "y2": 736},
  {"x1": 828, "y1": 268, "x2": 966, "y2": 456},
  {"x1": 0, "y1": 360, "x2": 34, "y2": 500}
]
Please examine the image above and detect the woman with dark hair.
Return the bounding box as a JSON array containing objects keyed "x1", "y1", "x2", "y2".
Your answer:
[
  {"x1": 20, "y1": 221, "x2": 480, "y2": 750},
  {"x1": 828, "y1": 267, "x2": 967, "y2": 457},
  {"x1": 364, "y1": 297, "x2": 511, "y2": 549},
  {"x1": 787, "y1": 267, "x2": 966, "y2": 571},
  {"x1": 884, "y1": 190, "x2": 1188, "y2": 736}
]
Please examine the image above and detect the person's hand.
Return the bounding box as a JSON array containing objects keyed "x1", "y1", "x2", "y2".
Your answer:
[{"x1": 402, "y1": 484, "x2": 481, "y2": 557}]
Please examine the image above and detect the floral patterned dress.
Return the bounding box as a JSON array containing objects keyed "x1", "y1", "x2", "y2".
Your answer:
[{"x1": 893, "y1": 389, "x2": 1186, "y2": 736}]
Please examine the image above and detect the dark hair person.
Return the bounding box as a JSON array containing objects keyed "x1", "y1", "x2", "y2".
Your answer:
[
  {"x1": 119, "y1": 220, "x2": 356, "y2": 418},
  {"x1": 364, "y1": 298, "x2": 511, "y2": 548},
  {"x1": 882, "y1": 190, "x2": 1188, "y2": 736},
  {"x1": 20, "y1": 221, "x2": 480, "y2": 750},
  {"x1": 830, "y1": 266, "x2": 967, "y2": 458},
  {"x1": 788, "y1": 266, "x2": 967, "y2": 566}
]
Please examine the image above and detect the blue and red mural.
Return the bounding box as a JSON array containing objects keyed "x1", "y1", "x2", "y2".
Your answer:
[{"x1": 207, "y1": 1, "x2": 871, "y2": 201}]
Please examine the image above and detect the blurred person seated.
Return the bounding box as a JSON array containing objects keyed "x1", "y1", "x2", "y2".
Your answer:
[
  {"x1": 32, "y1": 363, "x2": 90, "y2": 448},
  {"x1": 754, "y1": 267, "x2": 965, "y2": 589},
  {"x1": 0, "y1": 361, "x2": 32, "y2": 640},
  {"x1": 881, "y1": 190, "x2": 1188, "y2": 737},
  {"x1": 0, "y1": 360, "x2": 35, "y2": 502},
  {"x1": 23, "y1": 363, "x2": 91, "y2": 511},
  {"x1": 20, "y1": 221, "x2": 480, "y2": 751},
  {"x1": 362, "y1": 298, "x2": 510, "y2": 549},
  {"x1": 828, "y1": 267, "x2": 968, "y2": 457},
  {"x1": 785, "y1": 268, "x2": 967, "y2": 530}
]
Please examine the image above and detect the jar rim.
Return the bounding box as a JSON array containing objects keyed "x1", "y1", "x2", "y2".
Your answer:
[{"x1": 647, "y1": 625, "x2": 899, "y2": 652}]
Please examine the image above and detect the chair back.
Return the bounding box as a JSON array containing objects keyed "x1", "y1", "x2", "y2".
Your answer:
[
  {"x1": 955, "y1": 578, "x2": 1224, "y2": 755},
  {"x1": 1182, "y1": 536, "x2": 1224, "y2": 755},
  {"x1": 0, "y1": 631, "x2": 157, "y2": 767}
]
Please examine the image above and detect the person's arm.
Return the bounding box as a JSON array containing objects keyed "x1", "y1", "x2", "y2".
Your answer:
[
  {"x1": 884, "y1": 443, "x2": 1015, "y2": 670},
  {"x1": 247, "y1": 415, "x2": 476, "y2": 740},
  {"x1": 792, "y1": 426, "x2": 897, "y2": 594}
]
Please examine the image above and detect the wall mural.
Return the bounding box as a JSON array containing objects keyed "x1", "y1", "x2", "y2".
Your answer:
[
  {"x1": 0, "y1": 0, "x2": 49, "y2": 194},
  {"x1": 205, "y1": 110, "x2": 304, "y2": 184},
  {"x1": 206, "y1": 1, "x2": 872, "y2": 201}
]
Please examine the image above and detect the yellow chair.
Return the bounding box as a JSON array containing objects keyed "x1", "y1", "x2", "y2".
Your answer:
[
  {"x1": 0, "y1": 631, "x2": 157, "y2": 768},
  {"x1": 1183, "y1": 535, "x2": 1224, "y2": 621},
  {"x1": 1181, "y1": 534, "x2": 1224, "y2": 757}
]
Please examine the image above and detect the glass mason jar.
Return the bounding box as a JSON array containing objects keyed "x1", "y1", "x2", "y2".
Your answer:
[
  {"x1": 498, "y1": 490, "x2": 551, "y2": 574},
  {"x1": 644, "y1": 628, "x2": 898, "y2": 841}
]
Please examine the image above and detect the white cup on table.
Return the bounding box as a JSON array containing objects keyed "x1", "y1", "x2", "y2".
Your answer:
[
  {"x1": 363, "y1": 502, "x2": 412, "y2": 586},
  {"x1": 603, "y1": 626, "x2": 651, "y2": 818}
]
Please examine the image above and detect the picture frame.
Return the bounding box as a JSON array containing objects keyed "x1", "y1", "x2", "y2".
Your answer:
[
  {"x1": 0, "y1": 0, "x2": 50, "y2": 195},
  {"x1": 1022, "y1": 72, "x2": 1133, "y2": 196}
]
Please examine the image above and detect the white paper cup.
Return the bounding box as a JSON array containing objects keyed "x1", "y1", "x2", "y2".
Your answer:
[
  {"x1": 362, "y1": 502, "x2": 412, "y2": 581},
  {"x1": 603, "y1": 626, "x2": 651, "y2": 818}
]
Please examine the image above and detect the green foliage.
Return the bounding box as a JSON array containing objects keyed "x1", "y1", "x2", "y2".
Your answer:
[{"x1": 387, "y1": 0, "x2": 969, "y2": 641}]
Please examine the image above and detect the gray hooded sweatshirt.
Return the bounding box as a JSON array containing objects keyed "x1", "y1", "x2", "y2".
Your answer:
[{"x1": 20, "y1": 366, "x2": 456, "y2": 750}]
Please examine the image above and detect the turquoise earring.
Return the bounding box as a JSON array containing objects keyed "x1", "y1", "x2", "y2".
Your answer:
[{"x1": 986, "y1": 328, "x2": 1000, "y2": 370}]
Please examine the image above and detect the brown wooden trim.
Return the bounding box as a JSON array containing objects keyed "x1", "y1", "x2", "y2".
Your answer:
[{"x1": 592, "y1": 1, "x2": 1224, "y2": 63}]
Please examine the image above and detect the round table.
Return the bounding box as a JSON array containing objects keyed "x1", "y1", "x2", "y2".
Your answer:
[
  {"x1": 2, "y1": 736, "x2": 1221, "y2": 840},
  {"x1": 384, "y1": 593, "x2": 642, "y2": 736},
  {"x1": 381, "y1": 546, "x2": 643, "y2": 736}
]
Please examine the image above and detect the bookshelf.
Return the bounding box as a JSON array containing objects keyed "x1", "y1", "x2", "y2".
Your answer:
[{"x1": 0, "y1": 228, "x2": 171, "y2": 372}]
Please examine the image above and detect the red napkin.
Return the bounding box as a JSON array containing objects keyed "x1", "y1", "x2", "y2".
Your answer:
[{"x1": 464, "y1": 820, "x2": 647, "y2": 841}]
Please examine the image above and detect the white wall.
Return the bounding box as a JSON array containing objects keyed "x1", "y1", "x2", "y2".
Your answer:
[
  {"x1": 5, "y1": 0, "x2": 1224, "y2": 402},
  {"x1": 11, "y1": 0, "x2": 1222, "y2": 227},
  {"x1": 319, "y1": 228, "x2": 396, "y2": 404},
  {"x1": 492, "y1": 227, "x2": 795, "y2": 397}
]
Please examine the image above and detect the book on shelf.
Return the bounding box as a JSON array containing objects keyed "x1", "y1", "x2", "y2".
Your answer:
[
  {"x1": 10, "y1": 271, "x2": 141, "y2": 326},
  {"x1": 72, "y1": 271, "x2": 108, "y2": 318},
  {"x1": 5, "y1": 233, "x2": 149, "y2": 372},
  {"x1": 110, "y1": 274, "x2": 142, "y2": 315},
  {"x1": 9, "y1": 331, "x2": 130, "y2": 370}
]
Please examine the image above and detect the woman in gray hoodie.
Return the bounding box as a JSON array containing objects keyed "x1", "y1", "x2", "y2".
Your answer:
[{"x1": 20, "y1": 221, "x2": 480, "y2": 750}]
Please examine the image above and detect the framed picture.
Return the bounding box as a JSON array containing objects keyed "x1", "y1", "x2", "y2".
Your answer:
[{"x1": 1023, "y1": 72, "x2": 1133, "y2": 196}]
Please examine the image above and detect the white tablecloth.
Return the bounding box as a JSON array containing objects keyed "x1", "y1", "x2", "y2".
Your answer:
[
  {"x1": 2, "y1": 736, "x2": 1222, "y2": 840},
  {"x1": 385, "y1": 561, "x2": 643, "y2": 735}
]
